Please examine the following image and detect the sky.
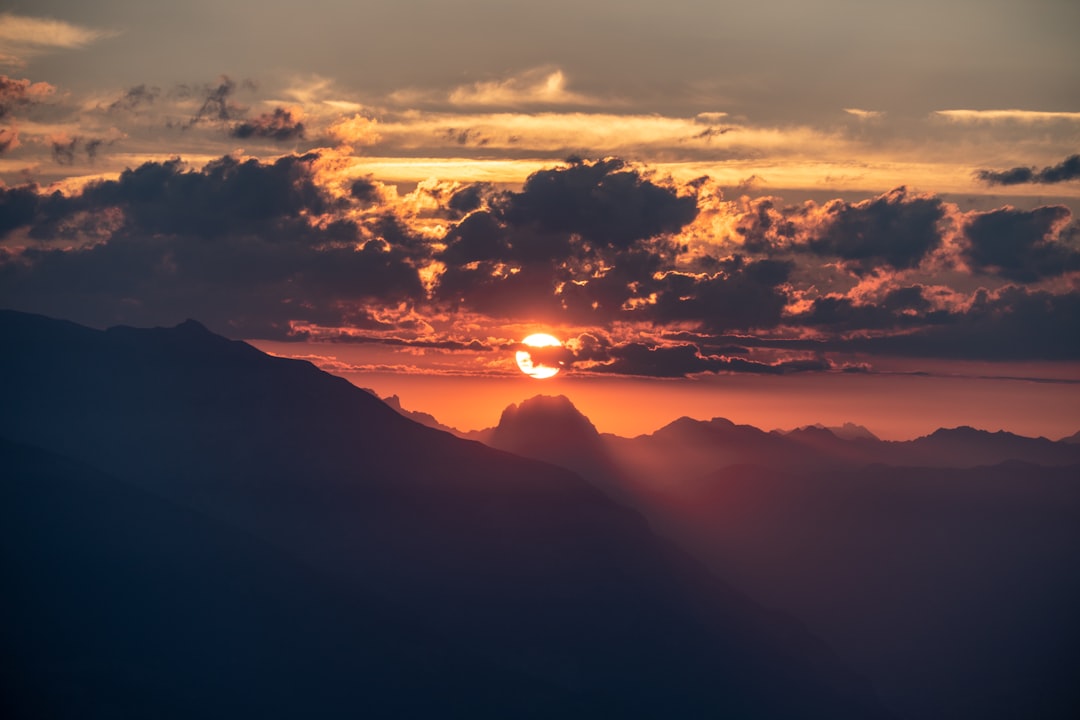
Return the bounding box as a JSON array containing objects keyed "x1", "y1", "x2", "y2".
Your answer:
[{"x1": 1, "y1": 1, "x2": 1078, "y2": 438}]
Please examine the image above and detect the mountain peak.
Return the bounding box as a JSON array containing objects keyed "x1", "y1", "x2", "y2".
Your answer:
[
  {"x1": 497, "y1": 394, "x2": 598, "y2": 436},
  {"x1": 174, "y1": 318, "x2": 213, "y2": 334}
]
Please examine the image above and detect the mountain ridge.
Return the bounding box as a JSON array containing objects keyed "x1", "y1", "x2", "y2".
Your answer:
[{"x1": 0, "y1": 309, "x2": 892, "y2": 719}]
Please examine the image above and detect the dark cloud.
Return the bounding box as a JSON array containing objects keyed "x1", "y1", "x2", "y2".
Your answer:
[
  {"x1": 77, "y1": 153, "x2": 342, "y2": 239},
  {"x1": 107, "y1": 84, "x2": 160, "y2": 113},
  {"x1": 434, "y1": 260, "x2": 564, "y2": 319},
  {"x1": 371, "y1": 214, "x2": 436, "y2": 261},
  {"x1": 0, "y1": 153, "x2": 423, "y2": 338},
  {"x1": 51, "y1": 137, "x2": 78, "y2": 165},
  {"x1": 188, "y1": 76, "x2": 250, "y2": 127},
  {"x1": 498, "y1": 158, "x2": 697, "y2": 249},
  {"x1": 793, "y1": 286, "x2": 949, "y2": 331},
  {"x1": 231, "y1": 107, "x2": 306, "y2": 142},
  {"x1": 689, "y1": 126, "x2": 735, "y2": 141},
  {"x1": 436, "y1": 159, "x2": 699, "y2": 322},
  {"x1": 806, "y1": 188, "x2": 946, "y2": 271},
  {"x1": 85, "y1": 138, "x2": 105, "y2": 162},
  {"x1": 649, "y1": 256, "x2": 793, "y2": 332},
  {"x1": 309, "y1": 334, "x2": 491, "y2": 351},
  {"x1": 734, "y1": 197, "x2": 799, "y2": 254},
  {"x1": 49, "y1": 136, "x2": 111, "y2": 165},
  {"x1": 588, "y1": 342, "x2": 831, "y2": 378},
  {"x1": 447, "y1": 183, "x2": 486, "y2": 216},
  {"x1": 976, "y1": 155, "x2": 1080, "y2": 186},
  {"x1": 964, "y1": 206, "x2": 1080, "y2": 282},
  {"x1": 349, "y1": 177, "x2": 379, "y2": 203},
  {"x1": 440, "y1": 211, "x2": 508, "y2": 265},
  {"x1": 4, "y1": 151, "x2": 1078, "y2": 364},
  {"x1": 838, "y1": 287, "x2": 1080, "y2": 361}
]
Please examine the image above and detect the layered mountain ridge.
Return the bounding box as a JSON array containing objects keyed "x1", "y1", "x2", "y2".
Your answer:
[{"x1": 451, "y1": 392, "x2": 1080, "y2": 720}]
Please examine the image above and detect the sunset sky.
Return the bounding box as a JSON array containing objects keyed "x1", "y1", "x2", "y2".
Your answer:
[{"x1": 2, "y1": 1, "x2": 1078, "y2": 438}]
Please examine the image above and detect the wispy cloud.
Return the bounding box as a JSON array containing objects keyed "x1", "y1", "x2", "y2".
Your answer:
[
  {"x1": 447, "y1": 68, "x2": 597, "y2": 107},
  {"x1": 843, "y1": 108, "x2": 883, "y2": 120},
  {"x1": 390, "y1": 68, "x2": 603, "y2": 110},
  {"x1": 934, "y1": 109, "x2": 1080, "y2": 123},
  {"x1": 0, "y1": 13, "x2": 116, "y2": 67}
]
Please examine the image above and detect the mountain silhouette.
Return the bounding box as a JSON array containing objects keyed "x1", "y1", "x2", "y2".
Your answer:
[
  {"x1": 470, "y1": 395, "x2": 1080, "y2": 720},
  {"x1": 0, "y1": 310, "x2": 890, "y2": 719},
  {"x1": 486, "y1": 395, "x2": 630, "y2": 501}
]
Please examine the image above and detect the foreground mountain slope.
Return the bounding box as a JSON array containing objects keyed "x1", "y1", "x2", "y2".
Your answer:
[
  {"x1": 0, "y1": 310, "x2": 889, "y2": 719},
  {"x1": 0, "y1": 437, "x2": 568, "y2": 719}
]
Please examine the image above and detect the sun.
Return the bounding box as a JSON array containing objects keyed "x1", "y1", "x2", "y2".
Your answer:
[{"x1": 516, "y1": 333, "x2": 564, "y2": 379}]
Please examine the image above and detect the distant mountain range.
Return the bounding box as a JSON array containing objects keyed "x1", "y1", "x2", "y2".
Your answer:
[
  {"x1": 447, "y1": 393, "x2": 1080, "y2": 720},
  {"x1": 0, "y1": 310, "x2": 891, "y2": 719}
]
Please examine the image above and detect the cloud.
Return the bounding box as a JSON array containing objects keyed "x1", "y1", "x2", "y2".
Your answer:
[
  {"x1": 0, "y1": 13, "x2": 115, "y2": 66},
  {"x1": 0, "y1": 153, "x2": 425, "y2": 336},
  {"x1": 47, "y1": 133, "x2": 113, "y2": 165},
  {"x1": 791, "y1": 285, "x2": 949, "y2": 331},
  {"x1": 231, "y1": 107, "x2": 306, "y2": 142},
  {"x1": 50, "y1": 134, "x2": 77, "y2": 165},
  {"x1": 586, "y1": 341, "x2": 831, "y2": 378},
  {"x1": 0, "y1": 75, "x2": 56, "y2": 156},
  {"x1": 647, "y1": 257, "x2": 794, "y2": 332},
  {"x1": 187, "y1": 76, "x2": 252, "y2": 127},
  {"x1": 4, "y1": 149, "x2": 1079, "y2": 365},
  {"x1": 0, "y1": 75, "x2": 55, "y2": 118},
  {"x1": 107, "y1": 84, "x2": 161, "y2": 113},
  {"x1": 805, "y1": 187, "x2": 946, "y2": 272},
  {"x1": 0, "y1": 126, "x2": 16, "y2": 153},
  {"x1": 963, "y1": 205, "x2": 1080, "y2": 282},
  {"x1": 976, "y1": 154, "x2": 1080, "y2": 186},
  {"x1": 934, "y1": 109, "x2": 1080, "y2": 123},
  {"x1": 326, "y1": 113, "x2": 381, "y2": 146},
  {"x1": 843, "y1": 108, "x2": 883, "y2": 119},
  {"x1": 837, "y1": 287, "x2": 1080, "y2": 361},
  {"x1": 499, "y1": 157, "x2": 697, "y2": 249},
  {"x1": 448, "y1": 68, "x2": 597, "y2": 107}
]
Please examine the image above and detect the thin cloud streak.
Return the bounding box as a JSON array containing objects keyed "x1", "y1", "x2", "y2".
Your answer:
[{"x1": 0, "y1": 13, "x2": 116, "y2": 66}]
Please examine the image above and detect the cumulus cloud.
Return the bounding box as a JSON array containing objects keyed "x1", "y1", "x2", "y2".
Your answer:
[
  {"x1": 499, "y1": 158, "x2": 697, "y2": 249},
  {"x1": 0, "y1": 153, "x2": 422, "y2": 337},
  {"x1": 963, "y1": 205, "x2": 1080, "y2": 282},
  {"x1": 805, "y1": 188, "x2": 946, "y2": 272},
  {"x1": 976, "y1": 155, "x2": 1080, "y2": 186}
]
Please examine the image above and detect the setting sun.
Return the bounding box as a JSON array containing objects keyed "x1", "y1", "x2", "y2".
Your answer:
[{"x1": 516, "y1": 333, "x2": 564, "y2": 379}]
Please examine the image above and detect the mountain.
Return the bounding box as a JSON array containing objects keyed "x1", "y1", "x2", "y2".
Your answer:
[
  {"x1": 472, "y1": 396, "x2": 1080, "y2": 720},
  {"x1": 783, "y1": 422, "x2": 880, "y2": 441},
  {"x1": 486, "y1": 395, "x2": 629, "y2": 501},
  {"x1": 0, "y1": 310, "x2": 890, "y2": 719},
  {"x1": 605, "y1": 415, "x2": 1080, "y2": 478},
  {"x1": 1063, "y1": 429, "x2": 1080, "y2": 444},
  {"x1": 377, "y1": 392, "x2": 463, "y2": 435},
  {"x1": 674, "y1": 461, "x2": 1080, "y2": 720},
  {"x1": 0, "y1": 437, "x2": 562, "y2": 718}
]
